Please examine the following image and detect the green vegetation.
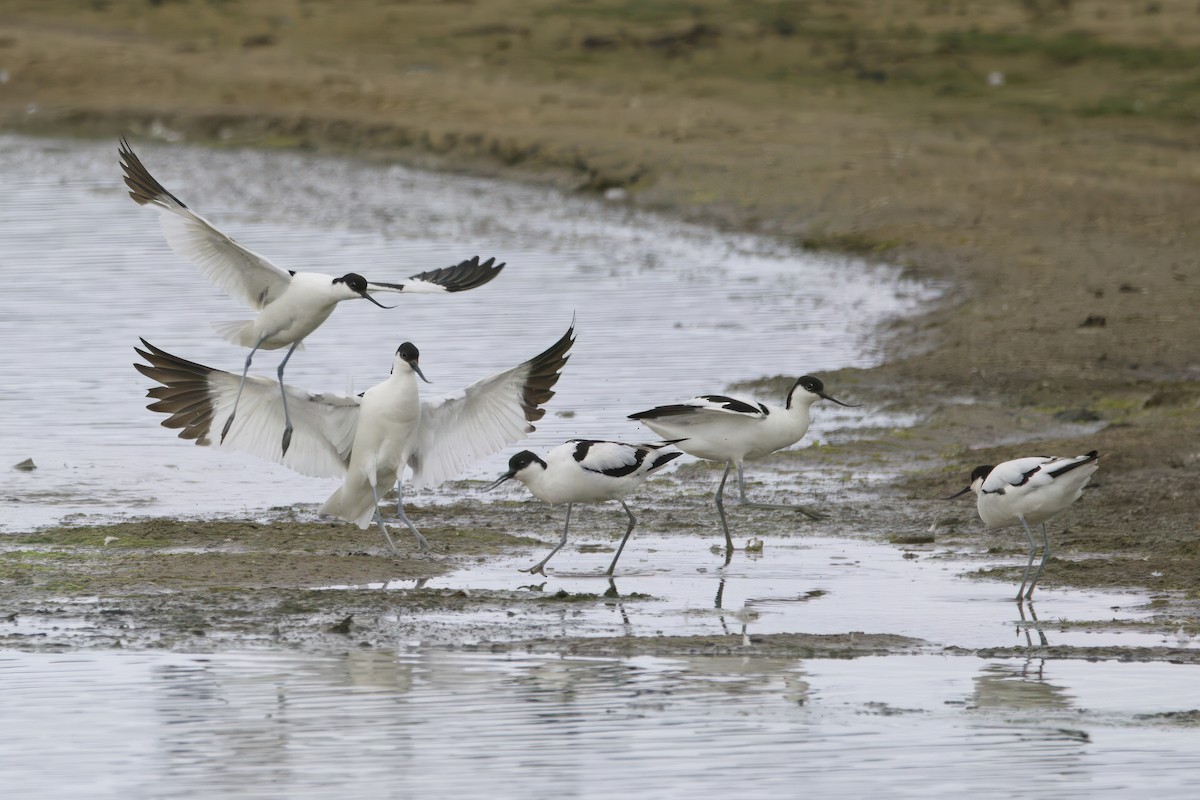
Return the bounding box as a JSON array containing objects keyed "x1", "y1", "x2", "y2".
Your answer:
[{"x1": 10, "y1": 0, "x2": 1200, "y2": 123}]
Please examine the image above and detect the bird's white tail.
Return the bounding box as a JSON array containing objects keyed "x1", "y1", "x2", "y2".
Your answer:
[
  {"x1": 212, "y1": 320, "x2": 256, "y2": 348},
  {"x1": 320, "y1": 470, "x2": 398, "y2": 530},
  {"x1": 320, "y1": 485, "x2": 374, "y2": 529}
]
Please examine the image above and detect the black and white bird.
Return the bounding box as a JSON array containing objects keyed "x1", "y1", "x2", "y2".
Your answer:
[
  {"x1": 629, "y1": 376, "x2": 856, "y2": 551},
  {"x1": 134, "y1": 325, "x2": 573, "y2": 552},
  {"x1": 119, "y1": 138, "x2": 505, "y2": 456},
  {"x1": 483, "y1": 440, "x2": 682, "y2": 576},
  {"x1": 945, "y1": 451, "x2": 1100, "y2": 601}
]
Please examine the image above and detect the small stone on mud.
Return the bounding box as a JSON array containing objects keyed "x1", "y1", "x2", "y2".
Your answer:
[
  {"x1": 745, "y1": 536, "x2": 764, "y2": 553},
  {"x1": 12, "y1": 458, "x2": 35, "y2": 471},
  {"x1": 328, "y1": 615, "x2": 354, "y2": 635}
]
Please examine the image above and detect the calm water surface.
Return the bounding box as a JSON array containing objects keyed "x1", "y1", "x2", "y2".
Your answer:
[{"x1": 1, "y1": 649, "x2": 1197, "y2": 799}]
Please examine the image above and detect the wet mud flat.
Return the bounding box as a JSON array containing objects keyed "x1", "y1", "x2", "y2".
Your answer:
[{"x1": 4, "y1": 406, "x2": 1198, "y2": 664}]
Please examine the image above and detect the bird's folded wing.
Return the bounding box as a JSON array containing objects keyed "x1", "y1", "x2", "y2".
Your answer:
[
  {"x1": 366, "y1": 255, "x2": 505, "y2": 295},
  {"x1": 408, "y1": 324, "x2": 574, "y2": 489},
  {"x1": 120, "y1": 138, "x2": 292, "y2": 311},
  {"x1": 570, "y1": 440, "x2": 649, "y2": 476},
  {"x1": 982, "y1": 457, "x2": 1053, "y2": 493},
  {"x1": 134, "y1": 340, "x2": 359, "y2": 478},
  {"x1": 631, "y1": 394, "x2": 768, "y2": 424}
]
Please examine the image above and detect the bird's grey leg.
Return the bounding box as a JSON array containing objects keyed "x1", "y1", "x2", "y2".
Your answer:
[
  {"x1": 1024, "y1": 523, "x2": 1051, "y2": 600},
  {"x1": 275, "y1": 340, "x2": 302, "y2": 456},
  {"x1": 1015, "y1": 516, "x2": 1038, "y2": 602},
  {"x1": 371, "y1": 482, "x2": 400, "y2": 554},
  {"x1": 221, "y1": 334, "x2": 271, "y2": 444},
  {"x1": 715, "y1": 461, "x2": 735, "y2": 553},
  {"x1": 522, "y1": 503, "x2": 573, "y2": 576},
  {"x1": 606, "y1": 501, "x2": 638, "y2": 576},
  {"x1": 393, "y1": 481, "x2": 431, "y2": 552},
  {"x1": 735, "y1": 463, "x2": 826, "y2": 520}
]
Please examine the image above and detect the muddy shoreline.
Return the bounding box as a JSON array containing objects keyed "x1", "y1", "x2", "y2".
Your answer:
[{"x1": 3, "y1": 1, "x2": 1199, "y2": 657}]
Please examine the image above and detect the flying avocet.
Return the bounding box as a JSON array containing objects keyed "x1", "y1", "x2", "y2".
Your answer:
[{"x1": 120, "y1": 138, "x2": 504, "y2": 456}]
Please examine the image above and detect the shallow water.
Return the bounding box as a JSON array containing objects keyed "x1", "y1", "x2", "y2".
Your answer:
[
  {"x1": 0, "y1": 134, "x2": 932, "y2": 532},
  {"x1": 2, "y1": 649, "x2": 1198, "y2": 799},
  {"x1": 330, "y1": 533, "x2": 1197, "y2": 652}
]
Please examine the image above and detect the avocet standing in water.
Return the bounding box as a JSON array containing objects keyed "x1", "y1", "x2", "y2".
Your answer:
[
  {"x1": 119, "y1": 138, "x2": 505, "y2": 456},
  {"x1": 629, "y1": 376, "x2": 857, "y2": 552},
  {"x1": 134, "y1": 325, "x2": 573, "y2": 552},
  {"x1": 484, "y1": 440, "x2": 682, "y2": 575},
  {"x1": 945, "y1": 451, "x2": 1100, "y2": 601}
]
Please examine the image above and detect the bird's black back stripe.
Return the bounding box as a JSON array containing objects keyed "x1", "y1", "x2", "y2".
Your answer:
[
  {"x1": 629, "y1": 404, "x2": 694, "y2": 420},
  {"x1": 573, "y1": 439, "x2": 648, "y2": 478},
  {"x1": 1047, "y1": 450, "x2": 1100, "y2": 479},
  {"x1": 699, "y1": 395, "x2": 763, "y2": 415},
  {"x1": 572, "y1": 439, "x2": 596, "y2": 463},
  {"x1": 648, "y1": 451, "x2": 684, "y2": 472},
  {"x1": 1013, "y1": 465, "x2": 1044, "y2": 487}
]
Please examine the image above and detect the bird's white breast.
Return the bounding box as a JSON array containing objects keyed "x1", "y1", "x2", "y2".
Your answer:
[
  {"x1": 253, "y1": 272, "x2": 341, "y2": 347},
  {"x1": 349, "y1": 376, "x2": 421, "y2": 475}
]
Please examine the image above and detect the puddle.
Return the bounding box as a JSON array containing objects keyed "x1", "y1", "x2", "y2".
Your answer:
[
  {"x1": 0, "y1": 649, "x2": 1197, "y2": 798},
  {"x1": 0, "y1": 134, "x2": 936, "y2": 532},
  {"x1": 324, "y1": 533, "x2": 1194, "y2": 652}
]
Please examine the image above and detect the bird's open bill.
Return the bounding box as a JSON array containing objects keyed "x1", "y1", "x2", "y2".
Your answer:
[
  {"x1": 481, "y1": 472, "x2": 514, "y2": 492},
  {"x1": 942, "y1": 485, "x2": 973, "y2": 500}
]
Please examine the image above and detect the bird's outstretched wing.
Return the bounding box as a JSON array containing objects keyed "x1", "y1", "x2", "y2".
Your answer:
[
  {"x1": 982, "y1": 452, "x2": 1099, "y2": 494},
  {"x1": 120, "y1": 138, "x2": 293, "y2": 311},
  {"x1": 366, "y1": 255, "x2": 506, "y2": 295},
  {"x1": 134, "y1": 339, "x2": 360, "y2": 478},
  {"x1": 629, "y1": 394, "x2": 770, "y2": 426},
  {"x1": 407, "y1": 324, "x2": 574, "y2": 489},
  {"x1": 569, "y1": 440, "x2": 683, "y2": 478}
]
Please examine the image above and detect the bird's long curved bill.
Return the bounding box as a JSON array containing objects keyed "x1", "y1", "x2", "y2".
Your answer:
[
  {"x1": 481, "y1": 472, "x2": 514, "y2": 492},
  {"x1": 942, "y1": 486, "x2": 973, "y2": 500},
  {"x1": 359, "y1": 290, "x2": 396, "y2": 309},
  {"x1": 820, "y1": 391, "x2": 861, "y2": 408},
  {"x1": 412, "y1": 362, "x2": 431, "y2": 384}
]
